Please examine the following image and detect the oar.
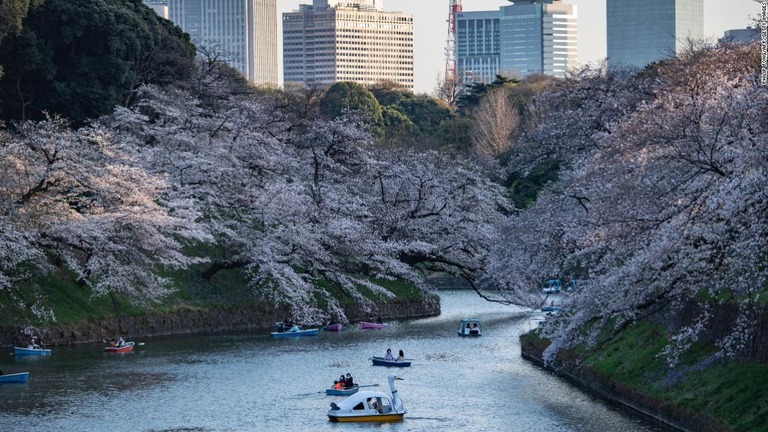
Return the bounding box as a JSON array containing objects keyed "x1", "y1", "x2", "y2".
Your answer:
[{"x1": 357, "y1": 384, "x2": 380, "y2": 388}]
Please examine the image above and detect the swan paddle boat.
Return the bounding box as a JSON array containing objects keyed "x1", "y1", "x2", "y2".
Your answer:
[
  {"x1": 358, "y1": 321, "x2": 387, "y2": 330},
  {"x1": 328, "y1": 373, "x2": 406, "y2": 422},
  {"x1": 13, "y1": 345, "x2": 52, "y2": 356},
  {"x1": 0, "y1": 372, "x2": 30, "y2": 383},
  {"x1": 370, "y1": 356, "x2": 411, "y2": 367},
  {"x1": 457, "y1": 318, "x2": 482, "y2": 337},
  {"x1": 270, "y1": 326, "x2": 319, "y2": 338}
]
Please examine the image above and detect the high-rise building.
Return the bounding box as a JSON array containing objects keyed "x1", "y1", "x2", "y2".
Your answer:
[
  {"x1": 456, "y1": 11, "x2": 501, "y2": 84},
  {"x1": 456, "y1": 0, "x2": 577, "y2": 83},
  {"x1": 607, "y1": 0, "x2": 703, "y2": 69},
  {"x1": 282, "y1": 0, "x2": 414, "y2": 89},
  {"x1": 167, "y1": 0, "x2": 278, "y2": 85}
]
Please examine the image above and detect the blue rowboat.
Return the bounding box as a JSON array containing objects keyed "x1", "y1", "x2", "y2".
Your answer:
[
  {"x1": 371, "y1": 356, "x2": 411, "y2": 367},
  {"x1": 13, "y1": 346, "x2": 52, "y2": 356},
  {"x1": 270, "y1": 327, "x2": 319, "y2": 338},
  {"x1": 326, "y1": 385, "x2": 359, "y2": 396},
  {"x1": 0, "y1": 372, "x2": 30, "y2": 383}
]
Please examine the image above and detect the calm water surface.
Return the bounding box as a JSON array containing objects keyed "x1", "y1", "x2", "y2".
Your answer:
[{"x1": 0, "y1": 291, "x2": 667, "y2": 432}]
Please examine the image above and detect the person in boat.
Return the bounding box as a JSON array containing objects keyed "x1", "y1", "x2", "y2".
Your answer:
[
  {"x1": 470, "y1": 323, "x2": 479, "y2": 335},
  {"x1": 396, "y1": 350, "x2": 405, "y2": 361},
  {"x1": 376, "y1": 316, "x2": 383, "y2": 324},
  {"x1": 28, "y1": 335, "x2": 41, "y2": 349},
  {"x1": 384, "y1": 348, "x2": 394, "y2": 361},
  {"x1": 332, "y1": 380, "x2": 344, "y2": 390},
  {"x1": 115, "y1": 337, "x2": 125, "y2": 347},
  {"x1": 345, "y1": 373, "x2": 354, "y2": 388}
]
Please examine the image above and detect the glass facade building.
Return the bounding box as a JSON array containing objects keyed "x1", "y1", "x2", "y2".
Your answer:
[
  {"x1": 456, "y1": 11, "x2": 501, "y2": 83},
  {"x1": 456, "y1": 0, "x2": 577, "y2": 83},
  {"x1": 607, "y1": 0, "x2": 703, "y2": 69},
  {"x1": 168, "y1": 0, "x2": 278, "y2": 85}
]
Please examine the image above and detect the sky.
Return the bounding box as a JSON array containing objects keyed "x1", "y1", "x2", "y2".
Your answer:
[{"x1": 277, "y1": 0, "x2": 762, "y2": 94}]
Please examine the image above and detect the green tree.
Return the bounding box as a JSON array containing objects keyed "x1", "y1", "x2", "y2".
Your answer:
[
  {"x1": 369, "y1": 80, "x2": 413, "y2": 106},
  {"x1": 435, "y1": 117, "x2": 472, "y2": 152},
  {"x1": 393, "y1": 95, "x2": 452, "y2": 136},
  {"x1": 456, "y1": 74, "x2": 518, "y2": 116},
  {"x1": 0, "y1": 0, "x2": 42, "y2": 79},
  {"x1": 381, "y1": 105, "x2": 419, "y2": 146},
  {"x1": 0, "y1": 0, "x2": 196, "y2": 124},
  {"x1": 319, "y1": 81, "x2": 383, "y2": 137}
]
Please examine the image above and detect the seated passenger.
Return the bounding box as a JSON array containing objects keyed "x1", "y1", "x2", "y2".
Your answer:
[{"x1": 384, "y1": 348, "x2": 394, "y2": 361}]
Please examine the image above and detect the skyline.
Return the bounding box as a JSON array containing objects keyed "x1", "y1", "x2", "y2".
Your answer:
[{"x1": 277, "y1": 0, "x2": 761, "y2": 94}]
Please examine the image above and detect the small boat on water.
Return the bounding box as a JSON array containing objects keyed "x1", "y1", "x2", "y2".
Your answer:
[
  {"x1": 270, "y1": 327, "x2": 319, "y2": 338},
  {"x1": 358, "y1": 322, "x2": 387, "y2": 330},
  {"x1": 13, "y1": 345, "x2": 52, "y2": 356},
  {"x1": 328, "y1": 373, "x2": 406, "y2": 422},
  {"x1": 541, "y1": 279, "x2": 561, "y2": 294},
  {"x1": 457, "y1": 318, "x2": 482, "y2": 337},
  {"x1": 0, "y1": 372, "x2": 30, "y2": 383},
  {"x1": 541, "y1": 305, "x2": 561, "y2": 313},
  {"x1": 370, "y1": 356, "x2": 410, "y2": 367},
  {"x1": 104, "y1": 341, "x2": 135, "y2": 353},
  {"x1": 326, "y1": 385, "x2": 359, "y2": 396},
  {"x1": 324, "y1": 323, "x2": 343, "y2": 332}
]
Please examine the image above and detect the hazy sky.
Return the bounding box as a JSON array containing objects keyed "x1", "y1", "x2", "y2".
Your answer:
[{"x1": 277, "y1": 0, "x2": 762, "y2": 94}]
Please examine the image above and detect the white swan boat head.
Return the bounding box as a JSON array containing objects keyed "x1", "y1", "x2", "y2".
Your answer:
[{"x1": 327, "y1": 373, "x2": 405, "y2": 422}]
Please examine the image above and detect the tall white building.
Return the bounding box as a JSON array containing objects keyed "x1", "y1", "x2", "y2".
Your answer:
[
  {"x1": 456, "y1": 0, "x2": 577, "y2": 83},
  {"x1": 607, "y1": 0, "x2": 703, "y2": 69},
  {"x1": 283, "y1": 0, "x2": 414, "y2": 89},
  {"x1": 167, "y1": 0, "x2": 278, "y2": 85},
  {"x1": 143, "y1": 0, "x2": 169, "y2": 19}
]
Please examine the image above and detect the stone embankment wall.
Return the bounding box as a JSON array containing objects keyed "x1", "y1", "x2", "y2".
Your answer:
[{"x1": 1, "y1": 292, "x2": 441, "y2": 347}]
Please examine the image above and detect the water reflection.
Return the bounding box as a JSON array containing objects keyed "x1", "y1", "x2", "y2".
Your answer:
[{"x1": 0, "y1": 291, "x2": 668, "y2": 432}]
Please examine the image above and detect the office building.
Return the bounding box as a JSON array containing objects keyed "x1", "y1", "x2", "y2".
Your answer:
[
  {"x1": 167, "y1": 0, "x2": 278, "y2": 85},
  {"x1": 283, "y1": 0, "x2": 414, "y2": 89},
  {"x1": 607, "y1": 0, "x2": 703, "y2": 69},
  {"x1": 721, "y1": 28, "x2": 760, "y2": 45},
  {"x1": 456, "y1": 0, "x2": 577, "y2": 83},
  {"x1": 456, "y1": 11, "x2": 501, "y2": 83}
]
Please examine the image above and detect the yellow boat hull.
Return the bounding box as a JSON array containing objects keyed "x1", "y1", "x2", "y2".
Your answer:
[{"x1": 328, "y1": 413, "x2": 404, "y2": 422}]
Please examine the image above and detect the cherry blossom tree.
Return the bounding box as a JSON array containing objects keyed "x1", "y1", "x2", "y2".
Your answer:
[
  {"x1": 0, "y1": 116, "x2": 207, "y2": 311},
  {"x1": 103, "y1": 81, "x2": 509, "y2": 324},
  {"x1": 486, "y1": 43, "x2": 768, "y2": 364}
]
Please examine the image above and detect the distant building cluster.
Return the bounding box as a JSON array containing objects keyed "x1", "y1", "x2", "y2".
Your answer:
[{"x1": 141, "y1": 0, "x2": 752, "y2": 89}]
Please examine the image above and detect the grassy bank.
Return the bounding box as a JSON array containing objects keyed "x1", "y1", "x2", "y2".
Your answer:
[
  {"x1": 521, "y1": 322, "x2": 768, "y2": 431},
  {"x1": 1, "y1": 262, "x2": 427, "y2": 329}
]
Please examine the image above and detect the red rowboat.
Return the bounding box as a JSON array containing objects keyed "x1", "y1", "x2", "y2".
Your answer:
[{"x1": 104, "y1": 341, "x2": 135, "y2": 353}]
